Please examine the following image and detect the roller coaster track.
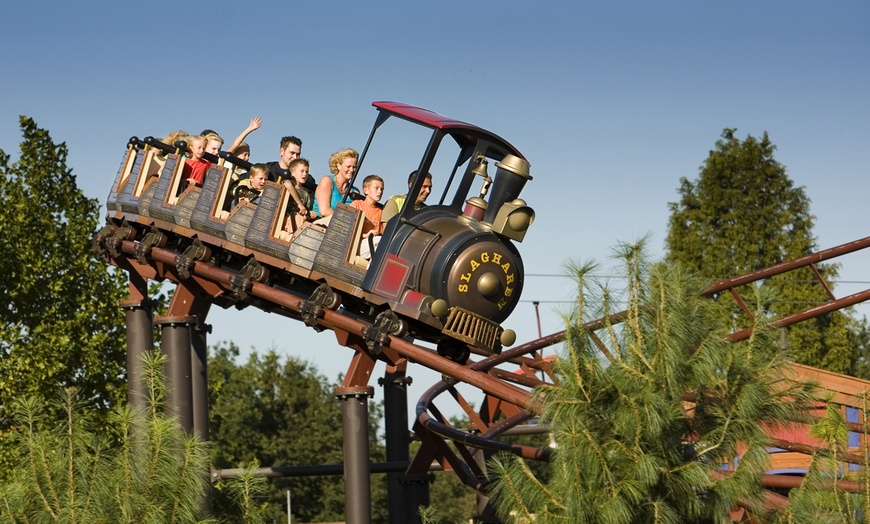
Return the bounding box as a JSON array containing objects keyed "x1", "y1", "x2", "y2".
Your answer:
[{"x1": 99, "y1": 229, "x2": 870, "y2": 521}]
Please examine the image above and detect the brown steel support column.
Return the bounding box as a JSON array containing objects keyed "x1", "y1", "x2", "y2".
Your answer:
[
  {"x1": 380, "y1": 364, "x2": 417, "y2": 524},
  {"x1": 191, "y1": 318, "x2": 213, "y2": 517},
  {"x1": 157, "y1": 281, "x2": 212, "y2": 435},
  {"x1": 122, "y1": 298, "x2": 154, "y2": 410},
  {"x1": 156, "y1": 315, "x2": 195, "y2": 434},
  {"x1": 122, "y1": 273, "x2": 154, "y2": 410},
  {"x1": 191, "y1": 320, "x2": 211, "y2": 441},
  {"x1": 474, "y1": 449, "x2": 499, "y2": 524},
  {"x1": 336, "y1": 386, "x2": 375, "y2": 524}
]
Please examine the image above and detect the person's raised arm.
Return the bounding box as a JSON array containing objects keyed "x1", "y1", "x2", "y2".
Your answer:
[{"x1": 226, "y1": 116, "x2": 262, "y2": 153}]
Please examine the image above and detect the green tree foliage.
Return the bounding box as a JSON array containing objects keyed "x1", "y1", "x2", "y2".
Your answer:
[
  {"x1": 848, "y1": 317, "x2": 870, "y2": 380},
  {"x1": 774, "y1": 395, "x2": 870, "y2": 523},
  {"x1": 666, "y1": 129, "x2": 855, "y2": 373},
  {"x1": 208, "y1": 343, "x2": 388, "y2": 523},
  {"x1": 0, "y1": 351, "x2": 214, "y2": 523},
  {"x1": 487, "y1": 240, "x2": 818, "y2": 523},
  {"x1": 0, "y1": 117, "x2": 128, "y2": 474}
]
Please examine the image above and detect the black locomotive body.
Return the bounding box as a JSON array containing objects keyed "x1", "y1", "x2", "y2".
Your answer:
[{"x1": 100, "y1": 102, "x2": 535, "y2": 358}]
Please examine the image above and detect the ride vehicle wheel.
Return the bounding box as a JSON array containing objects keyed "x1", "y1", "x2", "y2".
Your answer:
[{"x1": 437, "y1": 339, "x2": 471, "y2": 363}]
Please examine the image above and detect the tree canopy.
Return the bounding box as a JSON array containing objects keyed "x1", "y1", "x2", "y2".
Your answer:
[
  {"x1": 0, "y1": 116, "x2": 129, "y2": 473},
  {"x1": 665, "y1": 129, "x2": 855, "y2": 373},
  {"x1": 207, "y1": 343, "x2": 388, "y2": 523}
]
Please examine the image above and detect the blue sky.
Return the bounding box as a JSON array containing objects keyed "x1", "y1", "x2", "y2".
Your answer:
[{"x1": 2, "y1": 1, "x2": 868, "y2": 418}]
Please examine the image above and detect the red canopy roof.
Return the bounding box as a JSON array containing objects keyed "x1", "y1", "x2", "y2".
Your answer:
[{"x1": 372, "y1": 101, "x2": 524, "y2": 159}]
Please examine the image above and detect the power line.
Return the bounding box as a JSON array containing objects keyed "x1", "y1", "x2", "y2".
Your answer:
[{"x1": 525, "y1": 273, "x2": 870, "y2": 285}]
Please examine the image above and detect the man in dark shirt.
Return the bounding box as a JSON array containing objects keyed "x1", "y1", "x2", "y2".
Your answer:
[{"x1": 265, "y1": 136, "x2": 317, "y2": 192}]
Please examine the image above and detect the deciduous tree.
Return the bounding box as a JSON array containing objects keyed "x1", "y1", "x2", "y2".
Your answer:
[
  {"x1": 0, "y1": 117, "x2": 128, "y2": 474},
  {"x1": 208, "y1": 343, "x2": 388, "y2": 523}
]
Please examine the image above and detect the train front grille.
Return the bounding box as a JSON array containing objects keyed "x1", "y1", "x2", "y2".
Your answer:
[{"x1": 441, "y1": 307, "x2": 500, "y2": 353}]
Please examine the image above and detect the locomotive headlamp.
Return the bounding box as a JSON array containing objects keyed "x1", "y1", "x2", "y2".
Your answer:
[
  {"x1": 491, "y1": 199, "x2": 535, "y2": 242},
  {"x1": 430, "y1": 299, "x2": 450, "y2": 319},
  {"x1": 500, "y1": 329, "x2": 517, "y2": 347}
]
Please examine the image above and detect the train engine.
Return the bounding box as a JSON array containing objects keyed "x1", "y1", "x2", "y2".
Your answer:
[{"x1": 364, "y1": 150, "x2": 534, "y2": 360}]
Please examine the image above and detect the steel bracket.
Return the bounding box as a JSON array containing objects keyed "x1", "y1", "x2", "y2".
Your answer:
[
  {"x1": 176, "y1": 239, "x2": 211, "y2": 280},
  {"x1": 106, "y1": 221, "x2": 135, "y2": 259},
  {"x1": 229, "y1": 258, "x2": 269, "y2": 301},
  {"x1": 301, "y1": 283, "x2": 340, "y2": 331},
  {"x1": 135, "y1": 227, "x2": 166, "y2": 265}
]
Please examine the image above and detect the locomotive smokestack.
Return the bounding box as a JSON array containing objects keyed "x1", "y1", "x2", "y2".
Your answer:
[{"x1": 482, "y1": 154, "x2": 532, "y2": 224}]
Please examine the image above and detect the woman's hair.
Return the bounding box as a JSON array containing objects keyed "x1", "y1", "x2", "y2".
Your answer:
[
  {"x1": 328, "y1": 148, "x2": 358, "y2": 175},
  {"x1": 162, "y1": 130, "x2": 189, "y2": 145}
]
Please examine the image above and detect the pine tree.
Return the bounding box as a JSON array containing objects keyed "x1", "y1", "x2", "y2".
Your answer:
[
  {"x1": 666, "y1": 129, "x2": 854, "y2": 373},
  {"x1": 773, "y1": 394, "x2": 870, "y2": 523},
  {"x1": 487, "y1": 239, "x2": 817, "y2": 523},
  {"x1": 0, "y1": 351, "x2": 215, "y2": 523},
  {"x1": 0, "y1": 117, "x2": 128, "y2": 474}
]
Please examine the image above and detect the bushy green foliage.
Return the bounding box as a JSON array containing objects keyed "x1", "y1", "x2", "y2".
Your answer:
[
  {"x1": 849, "y1": 318, "x2": 870, "y2": 380},
  {"x1": 215, "y1": 463, "x2": 270, "y2": 524},
  {"x1": 0, "y1": 116, "x2": 128, "y2": 475},
  {"x1": 774, "y1": 395, "x2": 870, "y2": 523},
  {"x1": 0, "y1": 351, "x2": 214, "y2": 523},
  {"x1": 487, "y1": 239, "x2": 818, "y2": 523},
  {"x1": 666, "y1": 129, "x2": 856, "y2": 373},
  {"x1": 208, "y1": 342, "x2": 388, "y2": 522}
]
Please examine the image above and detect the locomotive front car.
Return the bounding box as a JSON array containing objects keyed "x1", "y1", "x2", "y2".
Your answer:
[{"x1": 358, "y1": 102, "x2": 535, "y2": 359}]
